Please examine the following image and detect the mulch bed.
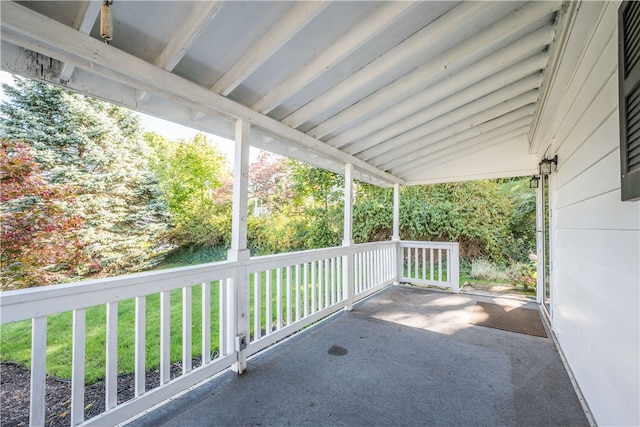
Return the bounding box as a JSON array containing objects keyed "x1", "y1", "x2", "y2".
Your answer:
[{"x1": 0, "y1": 359, "x2": 202, "y2": 426}]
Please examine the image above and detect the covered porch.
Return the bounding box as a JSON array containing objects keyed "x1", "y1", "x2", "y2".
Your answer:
[{"x1": 1, "y1": 1, "x2": 638, "y2": 426}]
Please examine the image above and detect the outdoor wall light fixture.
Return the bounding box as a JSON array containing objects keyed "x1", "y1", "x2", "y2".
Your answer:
[
  {"x1": 539, "y1": 155, "x2": 558, "y2": 175},
  {"x1": 529, "y1": 175, "x2": 540, "y2": 189}
]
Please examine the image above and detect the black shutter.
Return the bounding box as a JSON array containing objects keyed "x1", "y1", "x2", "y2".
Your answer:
[{"x1": 619, "y1": 1, "x2": 640, "y2": 201}]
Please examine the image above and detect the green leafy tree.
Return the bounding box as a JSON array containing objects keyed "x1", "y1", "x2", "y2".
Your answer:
[
  {"x1": 1, "y1": 78, "x2": 169, "y2": 277},
  {"x1": 1, "y1": 140, "x2": 87, "y2": 289},
  {"x1": 286, "y1": 161, "x2": 344, "y2": 249},
  {"x1": 145, "y1": 132, "x2": 232, "y2": 247}
]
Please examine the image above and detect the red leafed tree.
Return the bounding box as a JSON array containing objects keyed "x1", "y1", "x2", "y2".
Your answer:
[
  {"x1": 249, "y1": 151, "x2": 292, "y2": 210},
  {"x1": 1, "y1": 140, "x2": 87, "y2": 290}
]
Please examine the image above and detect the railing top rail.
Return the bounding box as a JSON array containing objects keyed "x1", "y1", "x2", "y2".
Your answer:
[
  {"x1": 246, "y1": 241, "x2": 396, "y2": 272},
  {"x1": 399, "y1": 241, "x2": 459, "y2": 249},
  {"x1": 0, "y1": 260, "x2": 238, "y2": 324},
  {"x1": 0, "y1": 240, "x2": 433, "y2": 324}
]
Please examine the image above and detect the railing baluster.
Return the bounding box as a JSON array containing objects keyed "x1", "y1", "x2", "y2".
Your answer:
[
  {"x1": 422, "y1": 248, "x2": 426, "y2": 281},
  {"x1": 135, "y1": 297, "x2": 145, "y2": 397},
  {"x1": 414, "y1": 247, "x2": 418, "y2": 279},
  {"x1": 370, "y1": 250, "x2": 375, "y2": 288},
  {"x1": 254, "y1": 272, "x2": 261, "y2": 341},
  {"x1": 225, "y1": 278, "x2": 235, "y2": 357},
  {"x1": 202, "y1": 282, "x2": 211, "y2": 364},
  {"x1": 430, "y1": 248, "x2": 434, "y2": 281},
  {"x1": 438, "y1": 249, "x2": 443, "y2": 282},
  {"x1": 302, "y1": 262, "x2": 309, "y2": 317},
  {"x1": 106, "y1": 302, "x2": 118, "y2": 410},
  {"x1": 324, "y1": 259, "x2": 330, "y2": 308},
  {"x1": 276, "y1": 268, "x2": 283, "y2": 329},
  {"x1": 378, "y1": 249, "x2": 382, "y2": 286},
  {"x1": 220, "y1": 280, "x2": 227, "y2": 354},
  {"x1": 330, "y1": 257, "x2": 336, "y2": 305},
  {"x1": 354, "y1": 253, "x2": 359, "y2": 293},
  {"x1": 266, "y1": 271, "x2": 273, "y2": 335},
  {"x1": 311, "y1": 261, "x2": 317, "y2": 313},
  {"x1": 183, "y1": 287, "x2": 192, "y2": 374},
  {"x1": 296, "y1": 264, "x2": 301, "y2": 321},
  {"x1": 72, "y1": 308, "x2": 86, "y2": 426},
  {"x1": 160, "y1": 291, "x2": 170, "y2": 383},
  {"x1": 318, "y1": 261, "x2": 323, "y2": 310},
  {"x1": 30, "y1": 316, "x2": 47, "y2": 426},
  {"x1": 286, "y1": 266, "x2": 292, "y2": 326},
  {"x1": 407, "y1": 247, "x2": 412, "y2": 279},
  {"x1": 337, "y1": 256, "x2": 343, "y2": 301}
]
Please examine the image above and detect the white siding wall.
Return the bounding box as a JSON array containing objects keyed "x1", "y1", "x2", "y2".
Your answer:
[{"x1": 548, "y1": 3, "x2": 639, "y2": 425}]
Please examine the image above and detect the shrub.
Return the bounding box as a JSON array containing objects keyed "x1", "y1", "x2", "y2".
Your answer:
[
  {"x1": 470, "y1": 259, "x2": 509, "y2": 282},
  {"x1": 506, "y1": 259, "x2": 537, "y2": 290}
]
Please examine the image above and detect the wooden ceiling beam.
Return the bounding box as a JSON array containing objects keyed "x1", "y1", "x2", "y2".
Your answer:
[
  {"x1": 211, "y1": 2, "x2": 329, "y2": 97},
  {"x1": 137, "y1": 1, "x2": 224, "y2": 103},
  {"x1": 250, "y1": 1, "x2": 417, "y2": 114},
  {"x1": 359, "y1": 76, "x2": 541, "y2": 163},
  {"x1": 333, "y1": 51, "x2": 548, "y2": 153},
  {"x1": 386, "y1": 112, "x2": 534, "y2": 175},
  {"x1": 58, "y1": 0, "x2": 101, "y2": 83},
  {"x1": 308, "y1": 1, "x2": 559, "y2": 140}
]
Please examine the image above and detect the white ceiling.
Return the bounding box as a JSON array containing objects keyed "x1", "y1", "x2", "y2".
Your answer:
[{"x1": 0, "y1": 1, "x2": 570, "y2": 186}]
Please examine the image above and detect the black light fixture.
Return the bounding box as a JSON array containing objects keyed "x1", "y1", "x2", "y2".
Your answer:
[
  {"x1": 529, "y1": 175, "x2": 540, "y2": 189},
  {"x1": 539, "y1": 155, "x2": 558, "y2": 175}
]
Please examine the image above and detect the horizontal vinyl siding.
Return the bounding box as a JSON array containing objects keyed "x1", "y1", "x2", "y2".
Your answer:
[{"x1": 550, "y1": 3, "x2": 640, "y2": 426}]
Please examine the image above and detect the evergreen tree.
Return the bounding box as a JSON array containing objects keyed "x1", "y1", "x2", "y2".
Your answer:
[{"x1": 1, "y1": 77, "x2": 169, "y2": 277}]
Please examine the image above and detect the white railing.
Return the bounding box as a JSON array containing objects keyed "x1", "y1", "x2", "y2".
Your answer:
[
  {"x1": 0, "y1": 240, "x2": 456, "y2": 426},
  {"x1": 399, "y1": 241, "x2": 460, "y2": 293}
]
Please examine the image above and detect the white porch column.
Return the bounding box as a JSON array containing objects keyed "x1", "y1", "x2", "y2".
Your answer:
[
  {"x1": 535, "y1": 182, "x2": 544, "y2": 305},
  {"x1": 392, "y1": 183, "x2": 401, "y2": 285},
  {"x1": 228, "y1": 119, "x2": 250, "y2": 374},
  {"x1": 343, "y1": 163, "x2": 355, "y2": 311},
  {"x1": 392, "y1": 183, "x2": 400, "y2": 241}
]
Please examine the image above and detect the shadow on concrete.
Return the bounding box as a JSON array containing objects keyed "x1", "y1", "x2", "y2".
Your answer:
[{"x1": 127, "y1": 285, "x2": 588, "y2": 427}]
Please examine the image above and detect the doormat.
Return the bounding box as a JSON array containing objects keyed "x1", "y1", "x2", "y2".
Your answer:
[{"x1": 468, "y1": 301, "x2": 547, "y2": 338}]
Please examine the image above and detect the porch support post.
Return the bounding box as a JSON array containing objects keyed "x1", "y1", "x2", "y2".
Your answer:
[
  {"x1": 343, "y1": 163, "x2": 355, "y2": 311},
  {"x1": 392, "y1": 183, "x2": 400, "y2": 241},
  {"x1": 392, "y1": 183, "x2": 401, "y2": 285},
  {"x1": 535, "y1": 182, "x2": 544, "y2": 304},
  {"x1": 228, "y1": 119, "x2": 250, "y2": 374}
]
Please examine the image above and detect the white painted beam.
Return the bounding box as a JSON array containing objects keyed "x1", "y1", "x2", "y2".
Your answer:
[
  {"x1": 332, "y1": 51, "x2": 548, "y2": 152},
  {"x1": 138, "y1": 1, "x2": 224, "y2": 103},
  {"x1": 281, "y1": 1, "x2": 491, "y2": 129},
  {"x1": 350, "y1": 72, "x2": 542, "y2": 160},
  {"x1": 212, "y1": 2, "x2": 328, "y2": 96},
  {"x1": 389, "y1": 113, "x2": 533, "y2": 176},
  {"x1": 250, "y1": 1, "x2": 417, "y2": 114},
  {"x1": 380, "y1": 104, "x2": 534, "y2": 170},
  {"x1": 365, "y1": 88, "x2": 539, "y2": 166},
  {"x1": 58, "y1": 0, "x2": 101, "y2": 83},
  {"x1": 286, "y1": 2, "x2": 490, "y2": 127},
  {"x1": 307, "y1": 3, "x2": 559, "y2": 140},
  {"x1": 1, "y1": 2, "x2": 402, "y2": 186}
]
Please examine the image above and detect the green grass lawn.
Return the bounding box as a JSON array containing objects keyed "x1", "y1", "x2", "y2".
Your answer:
[{"x1": 0, "y1": 267, "x2": 322, "y2": 384}]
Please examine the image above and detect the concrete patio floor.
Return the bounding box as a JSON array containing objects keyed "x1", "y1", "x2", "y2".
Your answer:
[{"x1": 127, "y1": 285, "x2": 590, "y2": 427}]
